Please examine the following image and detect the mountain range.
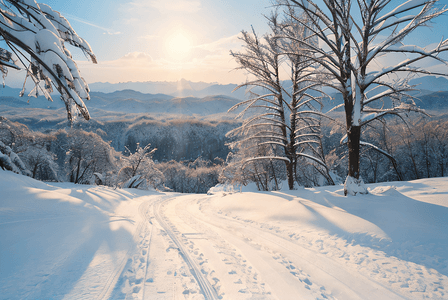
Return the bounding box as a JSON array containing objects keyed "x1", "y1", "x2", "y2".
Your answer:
[
  {"x1": 89, "y1": 78, "x2": 248, "y2": 99},
  {"x1": 0, "y1": 86, "x2": 243, "y2": 117},
  {"x1": 88, "y1": 76, "x2": 448, "y2": 98},
  {"x1": 0, "y1": 76, "x2": 447, "y2": 117}
]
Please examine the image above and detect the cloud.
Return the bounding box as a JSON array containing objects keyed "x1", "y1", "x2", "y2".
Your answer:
[
  {"x1": 129, "y1": 0, "x2": 202, "y2": 14},
  {"x1": 119, "y1": 52, "x2": 153, "y2": 62},
  {"x1": 195, "y1": 34, "x2": 242, "y2": 53},
  {"x1": 64, "y1": 14, "x2": 121, "y2": 35}
]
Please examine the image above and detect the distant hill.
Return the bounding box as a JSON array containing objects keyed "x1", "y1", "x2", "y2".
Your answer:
[
  {"x1": 0, "y1": 86, "x2": 64, "y2": 109},
  {"x1": 409, "y1": 76, "x2": 448, "y2": 93},
  {"x1": 89, "y1": 76, "x2": 448, "y2": 101},
  {"x1": 0, "y1": 86, "x2": 242, "y2": 117},
  {"x1": 1, "y1": 75, "x2": 447, "y2": 117},
  {"x1": 89, "y1": 79, "x2": 247, "y2": 99},
  {"x1": 0, "y1": 96, "x2": 28, "y2": 108},
  {"x1": 415, "y1": 91, "x2": 448, "y2": 111}
]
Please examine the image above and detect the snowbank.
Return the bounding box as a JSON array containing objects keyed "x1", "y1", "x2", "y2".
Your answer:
[{"x1": 0, "y1": 170, "x2": 156, "y2": 299}]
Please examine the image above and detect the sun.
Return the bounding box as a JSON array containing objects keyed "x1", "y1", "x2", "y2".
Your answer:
[{"x1": 165, "y1": 30, "x2": 193, "y2": 62}]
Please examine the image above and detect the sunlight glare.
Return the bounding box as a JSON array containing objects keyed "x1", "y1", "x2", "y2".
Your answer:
[{"x1": 165, "y1": 30, "x2": 193, "y2": 62}]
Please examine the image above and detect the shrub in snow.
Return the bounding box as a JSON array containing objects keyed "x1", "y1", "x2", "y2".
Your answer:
[
  {"x1": 92, "y1": 172, "x2": 105, "y2": 185},
  {"x1": 207, "y1": 183, "x2": 239, "y2": 195},
  {"x1": 117, "y1": 143, "x2": 165, "y2": 190},
  {"x1": 91, "y1": 171, "x2": 117, "y2": 186},
  {"x1": 344, "y1": 176, "x2": 368, "y2": 196},
  {"x1": 19, "y1": 146, "x2": 59, "y2": 181},
  {"x1": 122, "y1": 175, "x2": 147, "y2": 189},
  {"x1": 0, "y1": 150, "x2": 17, "y2": 173},
  {"x1": 0, "y1": 141, "x2": 30, "y2": 176}
]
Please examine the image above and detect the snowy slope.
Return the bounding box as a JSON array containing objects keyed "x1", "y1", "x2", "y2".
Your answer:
[
  {"x1": 1, "y1": 170, "x2": 447, "y2": 299},
  {"x1": 0, "y1": 171, "x2": 156, "y2": 299}
]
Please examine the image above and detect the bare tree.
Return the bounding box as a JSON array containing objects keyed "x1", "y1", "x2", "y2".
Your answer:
[
  {"x1": 283, "y1": 0, "x2": 448, "y2": 194},
  {"x1": 0, "y1": 0, "x2": 97, "y2": 122},
  {"x1": 229, "y1": 12, "x2": 333, "y2": 190}
]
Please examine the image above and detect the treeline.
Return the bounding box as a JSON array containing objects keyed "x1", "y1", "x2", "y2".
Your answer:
[
  {"x1": 1, "y1": 114, "x2": 447, "y2": 193},
  {"x1": 322, "y1": 114, "x2": 448, "y2": 184},
  {"x1": 0, "y1": 116, "x2": 222, "y2": 193},
  {"x1": 360, "y1": 116, "x2": 448, "y2": 182},
  {"x1": 18, "y1": 115, "x2": 238, "y2": 163}
]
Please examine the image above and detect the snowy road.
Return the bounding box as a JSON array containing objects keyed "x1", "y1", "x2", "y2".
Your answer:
[
  {"x1": 141, "y1": 194, "x2": 404, "y2": 300},
  {"x1": 108, "y1": 191, "x2": 446, "y2": 300},
  {"x1": 1, "y1": 172, "x2": 447, "y2": 299}
]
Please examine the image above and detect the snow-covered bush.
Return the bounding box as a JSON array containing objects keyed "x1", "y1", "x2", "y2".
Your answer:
[
  {"x1": 157, "y1": 158, "x2": 221, "y2": 193},
  {"x1": 0, "y1": 143, "x2": 19, "y2": 173},
  {"x1": 116, "y1": 143, "x2": 165, "y2": 190},
  {"x1": 122, "y1": 175, "x2": 147, "y2": 189},
  {"x1": 0, "y1": 140, "x2": 30, "y2": 176},
  {"x1": 19, "y1": 145, "x2": 58, "y2": 181},
  {"x1": 344, "y1": 176, "x2": 368, "y2": 196},
  {"x1": 0, "y1": 117, "x2": 31, "y2": 176},
  {"x1": 62, "y1": 129, "x2": 116, "y2": 184}
]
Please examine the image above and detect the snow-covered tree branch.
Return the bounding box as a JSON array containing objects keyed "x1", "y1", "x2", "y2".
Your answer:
[{"x1": 0, "y1": 0, "x2": 97, "y2": 122}]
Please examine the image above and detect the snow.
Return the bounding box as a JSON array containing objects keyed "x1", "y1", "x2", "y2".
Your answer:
[
  {"x1": 1, "y1": 170, "x2": 448, "y2": 299},
  {"x1": 344, "y1": 176, "x2": 368, "y2": 196}
]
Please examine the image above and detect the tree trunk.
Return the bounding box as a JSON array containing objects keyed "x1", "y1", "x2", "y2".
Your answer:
[
  {"x1": 286, "y1": 161, "x2": 294, "y2": 190},
  {"x1": 347, "y1": 125, "x2": 361, "y2": 179},
  {"x1": 32, "y1": 163, "x2": 39, "y2": 179},
  {"x1": 75, "y1": 157, "x2": 82, "y2": 184}
]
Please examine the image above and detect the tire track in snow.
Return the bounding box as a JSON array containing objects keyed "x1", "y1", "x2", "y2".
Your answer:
[
  {"x1": 98, "y1": 199, "x2": 153, "y2": 300},
  {"x1": 170, "y1": 197, "x2": 274, "y2": 299},
  {"x1": 174, "y1": 196, "x2": 319, "y2": 300},
  {"x1": 154, "y1": 197, "x2": 220, "y2": 300},
  {"x1": 186, "y1": 196, "x2": 407, "y2": 300},
  {"x1": 139, "y1": 200, "x2": 154, "y2": 300}
]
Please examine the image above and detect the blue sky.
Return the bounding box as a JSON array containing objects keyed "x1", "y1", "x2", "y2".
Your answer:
[{"x1": 7, "y1": 0, "x2": 448, "y2": 86}]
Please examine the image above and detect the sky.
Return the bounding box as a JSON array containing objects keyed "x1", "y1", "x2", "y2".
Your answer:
[
  {"x1": 5, "y1": 0, "x2": 448, "y2": 86},
  {"x1": 33, "y1": 0, "x2": 274, "y2": 85}
]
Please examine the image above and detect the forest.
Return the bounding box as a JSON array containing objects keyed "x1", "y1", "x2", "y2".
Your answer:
[{"x1": 1, "y1": 109, "x2": 448, "y2": 193}]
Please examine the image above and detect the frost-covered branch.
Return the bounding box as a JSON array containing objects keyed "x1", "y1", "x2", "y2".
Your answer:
[{"x1": 0, "y1": 0, "x2": 97, "y2": 122}]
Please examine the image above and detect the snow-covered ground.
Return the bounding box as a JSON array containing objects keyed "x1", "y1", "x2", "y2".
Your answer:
[{"x1": 1, "y1": 170, "x2": 447, "y2": 300}]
